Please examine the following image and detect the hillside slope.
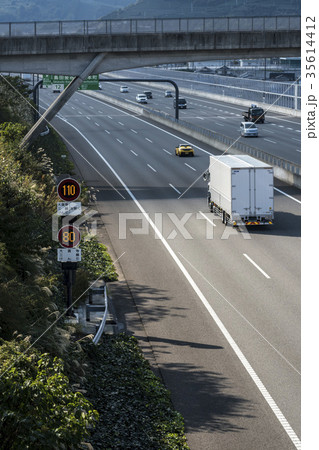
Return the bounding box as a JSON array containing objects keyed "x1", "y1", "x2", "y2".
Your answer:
[
  {"x1": 104, "y1": 0, "x2": 301, "y2": 19},
  {"x1": 0, "y1": 0, "x2": 133, "y2": 22}
]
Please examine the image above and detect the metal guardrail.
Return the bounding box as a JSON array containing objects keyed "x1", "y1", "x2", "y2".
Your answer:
[
  {"x1": 176, "y1": 116, "x2": 301, "y2": 175},
  {"x1": 92, "y1": 284, "x2": 108, "y2": 345},
  {"x1": 0, "y1": 16, "x2": 301, "y2": 37},
  {"x1": 144, "y1": 107, "x2": 301, "y2": 175}
]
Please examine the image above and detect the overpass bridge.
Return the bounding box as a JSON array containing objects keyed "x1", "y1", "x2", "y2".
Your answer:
[
  {"x1": 0, "y1": 16, "x2": 300, "y2": 75},
  {"x1": 0, "y1": 16, "x2": 300, "y2": 146}
]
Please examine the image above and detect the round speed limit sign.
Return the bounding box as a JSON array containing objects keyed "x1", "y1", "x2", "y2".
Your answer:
[
  {"x1": 58, "y1": 225, "x2": 81, "y2": 248},
  {"x1": 57, "y1": 178, "x2": 81, "y2": 202}
]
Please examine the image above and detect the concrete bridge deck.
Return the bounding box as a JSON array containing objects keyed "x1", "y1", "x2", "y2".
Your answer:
[{"x1": 0, "y1": 16, "x2": 301, "y2": 76}]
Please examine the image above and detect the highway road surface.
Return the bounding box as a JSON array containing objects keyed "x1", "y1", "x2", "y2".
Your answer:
[
  {"x1": 40, "y1": 88, "x2": 301, "y2": 450},
  {"x1": 99, "y1": 67, "x2": 301, "y2": 165}
]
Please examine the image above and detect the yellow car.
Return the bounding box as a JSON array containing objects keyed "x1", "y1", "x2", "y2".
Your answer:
[{"x1": 175, "y1": 144, "x2": 194, "y2": 157}]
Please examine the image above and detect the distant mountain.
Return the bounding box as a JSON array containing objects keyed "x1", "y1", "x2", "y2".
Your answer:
[
  {"x1": 0, "y1": 0, "x2": 134, "y2": 22},
  {"x1": 103, "y1": 0, "x2": 301, "y2": 19}
]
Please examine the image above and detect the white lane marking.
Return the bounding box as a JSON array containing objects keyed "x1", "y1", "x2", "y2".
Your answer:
[
  {"x1": 79, "y1": 111, "x2": 83, "y2": 115},
  {"x1": 131, "y1": 129, "x2": 138, "y2": 133},
  {"x1": 243, "y1": 254, "x2": 271, "y2": 279},
  {"x1": 61, "y1": 99, "x2": 301, "y2": 448},
  {"x1": 71, "y1": 106, "x2": 75, "y2": 110},
  {"x1": 118, "y1": 121, "x2": 124, "y2": 126},
  {"x1": 95, "y1": 122, "x2": 100, "y2": 127},
  {"x1": 107, "y1": 115, "x2": 113, "y2": 119},
  {"x1": 147, "y1": 164, "x2": 157, "y2": 172},
  {"x1": 287, "y1": 127, "x2": 293, "y2": 130},
  {"x1": 145, "y1": 138, "x2": 153, "y2": 143},
  {"x1": 292, "y1": 137, "x2": 300, "y2": 142},
  {"x1": 263, "y1": 129, "x2": 274, "y2": 134},
  {"x1": 198, "y1": 211, "x2": 216, "y2": 226},
  {"x1": 185, "y1": 163, "x2": 196, "y2": 171},
  {"x1": 169, "y1": 184, "x2": 181, "y2": 194},
  {"x1": 264, "y1": 138, "x2": 277, "y2": 144},
  {"x1": 274, "y1": 187, "x2": 301, "y2": 204},
  {"x1": 86, "y1": 116, "x2": 91, "y2": 120},
  {"x1": 296, "y1": 149, "x2": 301, "y2": 153},
  {"x1": 89, "y1": 106, "x2": 94, "y2": 109},
  {"x1": 130, "y1": 150, "x2": 138, "y2": 156},
  {"x1": 163, "y1": 148, "x2": 172, "y2": 155},
  {"x1": 104, "y1": 129, "x2": 110, "y2": 134},
  {"x1": 78, "y1": 94, "x2": 301, "y2": 208},
  {"x1": 296, "y1": 130, "x2": 301, "y2": 133},
  {"x1": 217, "y1": 116, "x2": 226, "y2": 119},
  {"x1": 98, "y1": 111, "x2": 103, "y2": 114},
  {"x1": 216, "y1": 122, "x2": 224, "y2": 127},
  {"x1": 116, "y1": 138, "x2": 123, "y2": 144},
  {"x1": 196, "y1": 116, "x2": 204, "y2": 120}
]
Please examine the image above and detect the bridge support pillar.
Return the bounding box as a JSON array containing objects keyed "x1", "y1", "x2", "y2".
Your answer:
[{"x1": 20, "y1": 52, "x2": 106, "y2": 148}]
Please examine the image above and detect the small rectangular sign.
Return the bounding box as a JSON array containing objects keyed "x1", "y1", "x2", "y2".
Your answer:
[
  {"x1": 57, "y1": 202, "x2": 82, "y2": 216},
  {"x1": 57, "y1": 248, "x2": 82, "y2": 262}
]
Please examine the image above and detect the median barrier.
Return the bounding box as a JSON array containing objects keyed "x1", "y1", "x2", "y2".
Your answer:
[{"x1": 83, "y1": 90, "x2": 301, "y2": 188}]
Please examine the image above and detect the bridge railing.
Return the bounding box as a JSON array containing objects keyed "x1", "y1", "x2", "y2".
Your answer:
[{"x1": 0, "y1": 16, "x2": 301, "y2": 37}]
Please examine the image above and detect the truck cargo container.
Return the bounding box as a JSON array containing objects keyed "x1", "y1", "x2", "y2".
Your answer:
[{"x1": 206, "y1": 155, "x2": 274, "y2": 225}]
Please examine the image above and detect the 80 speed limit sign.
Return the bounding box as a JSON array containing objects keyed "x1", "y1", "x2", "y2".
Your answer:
[{"x1": 58, "y1": 225, "x2": 81, "y2": 248}]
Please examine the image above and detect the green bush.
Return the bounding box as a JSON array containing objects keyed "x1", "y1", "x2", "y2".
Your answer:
[
  {"x1": 0, "y1": 338, "x2": 98, "y2": 449},
  {"x1": 80, "y1": 237, "x2": 118, "y2": 282},
  {"x1": 83, "y1": 334, "x2": 189, "y2": 450}
]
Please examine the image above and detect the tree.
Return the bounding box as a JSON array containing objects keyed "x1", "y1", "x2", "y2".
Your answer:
[{"x1": 0, "y1": 338, "x2": 98, "y2": 449}]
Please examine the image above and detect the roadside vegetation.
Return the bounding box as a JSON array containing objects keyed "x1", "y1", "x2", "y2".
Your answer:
[{"x1": 0, "y1": 75, "x2": 189, "y2": 449}]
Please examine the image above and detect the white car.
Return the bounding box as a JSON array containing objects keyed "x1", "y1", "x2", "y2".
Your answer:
[
  {"x1": 120, "y1": 86, "x2": 128, "y2": 93},
  {"x1": 240, "y1": 121, "x2": 258, "y2": 137},
  {"x1": 136, "y1": 94, "x2": 147, "y2": 103}
]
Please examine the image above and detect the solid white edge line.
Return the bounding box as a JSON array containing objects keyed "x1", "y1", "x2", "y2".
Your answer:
[
  {"x1": 54, "y1": 112, "x2": 301, "y2": 450},
  {"x1": 243, "y1": 254, "x2": 271, "y2": 279}
]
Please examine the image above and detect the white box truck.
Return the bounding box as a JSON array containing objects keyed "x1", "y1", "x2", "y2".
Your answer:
[{"x1": 206, "y1": 155, "x2": 274, "y2": 225}]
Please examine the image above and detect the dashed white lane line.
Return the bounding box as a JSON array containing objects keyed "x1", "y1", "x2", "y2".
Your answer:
[
  {"x1": 274, "y1": 188, "x2": 301, "y2": 204},
  {"x1": 131, "y1": 129, "x2": 138, "y2": 133},
  {"x1": 169, "y1": 183, "x2": 181, "y2": 194},
  {"x1": 145, "y1": 138, "x2": 153, "y2": 143},
  {"x1": 55, "y1": 108, "x2": 301, "y2": 450},
  {"x1": 185, "y1": 163, "x2": 196, "y2": 171},
  {"x1": 264, "y1": 138, "x2": 277, "y2": 144},
  {"x1": 292, "y1": 137, "x2": 300, "y2": 142},
  {"x1": 243, "y1": 254, "x2": 271, "y2": 279},
  {"x1": 116, "y1": 138, "x2": 123, "y2": 144},
  {"x1": 104, "y1": 129, "x2": 110, "y2": 134},
  {"x1": 147, "y1": 164, "x2": 157, "y2": 172},
  {"x1": 130, "y1": 150, "x2": 138, "y2": 156},
  {"x1": 95, "y1": 122, "x2": 100, "y2": 127},
  {"x1": 118, "y1": 122, "x2": 124, "y2": 126},
  {"x1": 163, "y1": 148, "x2": 172, "y2": 155},
  {"x1": 86, "y1": 116, "x2": 91, "y2": 120},
  {"x1": 198, "y1": 211, "x2": 216, "y2": 227}
]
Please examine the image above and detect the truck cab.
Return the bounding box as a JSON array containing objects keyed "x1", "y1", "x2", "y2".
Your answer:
[{"x1": 242, "y1": 104, "x2": 265, "y2": 123}]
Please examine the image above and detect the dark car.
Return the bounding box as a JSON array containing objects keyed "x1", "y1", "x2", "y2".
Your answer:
[
  {"x1": 144, "y1": 91, "x2": 153, "y2": 99},
  {"x1": 173, "y1": 98, "x2": 187, "y2": 109}
]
